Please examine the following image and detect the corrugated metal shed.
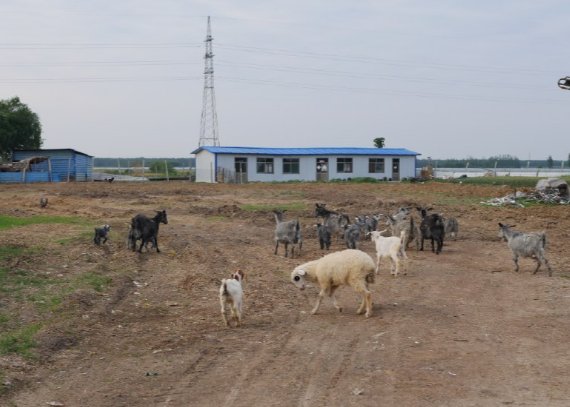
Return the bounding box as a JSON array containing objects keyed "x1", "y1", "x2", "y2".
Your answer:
[
  {"x1": 192, "y1": 146, "x2": 420, "y2": 156},
  {"x1": 0, "y1": 149, "x2": 93, "y2": 183}
]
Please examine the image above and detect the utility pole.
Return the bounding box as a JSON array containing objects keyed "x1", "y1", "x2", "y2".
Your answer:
[{"x1": 198, "y1": 16, "x2": 220, "y2": 147}]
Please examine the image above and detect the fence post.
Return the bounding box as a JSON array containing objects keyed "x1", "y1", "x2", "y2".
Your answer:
[{"x1": 164, "y1": 160, "x2": 169, "y2": 181}]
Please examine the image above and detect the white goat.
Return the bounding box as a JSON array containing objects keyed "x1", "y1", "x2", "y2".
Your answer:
[
  {"x1": 290, "y1": 249, "x2": 376, "y2": 318},
  {"x1": 219, "y1": 270, "x2": 245, "y2": 327},
  {"x1": 368, "y1": 230, "x2": 407, "y2": 276}
]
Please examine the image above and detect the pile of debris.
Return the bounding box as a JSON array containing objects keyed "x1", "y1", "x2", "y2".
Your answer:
[
  {"x1": 0, "y1": 156, "x2": 48, "y2": 172},
  {"x1": 482, "y1": 178, "x2": 570, "y2": 207}
]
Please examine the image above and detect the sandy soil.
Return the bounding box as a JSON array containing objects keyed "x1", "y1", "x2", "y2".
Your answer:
[{"x1": 1, "y1": 181, "x2": 569, "y2": 407}]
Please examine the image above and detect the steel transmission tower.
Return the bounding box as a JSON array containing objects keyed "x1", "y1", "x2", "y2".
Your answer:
[{"x1": 198, "y1": 16, "x2": 220, "y2": 147}]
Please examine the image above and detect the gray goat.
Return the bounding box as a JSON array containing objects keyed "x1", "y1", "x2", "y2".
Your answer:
[
  {"x1": 356, "y1": 215, "x2": 380, "y2": 239},
  {"x1": 386, "y1": 214, "x2": 420, "y2": 250},
  {"x1": 343, "y1": 224, "x2": 361, "y2": 249},
  {"x1": 273, "y1": 210, "x2": 302, "y2": 258},
  {"x1": 443, "y1": 217, "x2": 459, "y2": 240},
  {"x1": 498, "y1": 223, "x2": 552, "y2": 276},
  {"x1": 316, "y1": 223, "x2": 332, "y2": 250},
  {"x1": 94, "y1": 224, "x2": 111, "y2": 245},
  {"x1": 323, "y1": 212, "x2": 350, "y2": 242}
]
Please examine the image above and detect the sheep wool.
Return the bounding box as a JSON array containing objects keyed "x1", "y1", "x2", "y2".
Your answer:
[{"x1": 291, "y1": 249, "x2": 375, "y2": 318}]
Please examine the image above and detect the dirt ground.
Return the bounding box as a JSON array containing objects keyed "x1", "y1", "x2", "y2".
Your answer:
[{"x1": 1, "y1": 181, "x2": 569, "y2": 407}]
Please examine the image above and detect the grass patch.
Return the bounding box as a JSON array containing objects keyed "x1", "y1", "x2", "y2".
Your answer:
[
  {"x1": 0, "y1": 215, "x2": 89, "y2": 230},
  {"x1": 0, "y1": 268, "x2": 62, "y2": 294},
  {"x1": 433, "y1": 195, "x2": 483, "y2": 206},
  {"x1": 240, "y1": 202, "x2": 306, "y2": 212},
  {"x1": 0, "y1": 267, "x2": 66, "y2": 314},
  {"x1": 0, "y1": 323, "x2": 41, "y2": 358},
  {"x1": 0, "y1": 312, "x2": 9, "y2": 327},
  {"x1": 330, "y1": 177, "x2": 382, "y2": 183},
  {"x1": 27, "y1": 292, "x2": 64, "y2": 312},
  {"x1": 0, "y1": 245, "x2": 27, "y2": 259},
  {"x1": 75, "y1": 272, "x2": 112, "y2": 292},
  {"x1": 440, "y1": 176, "x2": 543, "y2": 188},
  {"x1": 205, "y1": 215, "x2": 226, "y2": 222}
]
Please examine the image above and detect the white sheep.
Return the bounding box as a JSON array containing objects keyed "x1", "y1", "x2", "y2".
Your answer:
[
  {"x1": 290, "y1": 249, "x2": 376, "y2": 318},
  {"x1": 367, "y1": 230, "x2": 407, "y2": 276},
  {"x1": 219, "y1": 270, "x2": 245, "y2": 327}
]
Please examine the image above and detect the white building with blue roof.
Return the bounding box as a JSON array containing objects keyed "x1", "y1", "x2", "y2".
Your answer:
[{"x1": 191, "y1": 146, "x2": 420, "y2": 183}]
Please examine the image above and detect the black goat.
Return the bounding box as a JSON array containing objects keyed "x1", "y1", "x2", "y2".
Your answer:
[
  {"x1": 94, "y1": 224, "x2": 111, "y2": 245},
  {"x1": 130, "y1": 210, "x2": 168, "y2": 253},
  {"x1": 314, "y1": 203, "x2": 338, "y2": 220},
  {"x1": 417, "y1": 207, "x2": 444, "y2": 254}
]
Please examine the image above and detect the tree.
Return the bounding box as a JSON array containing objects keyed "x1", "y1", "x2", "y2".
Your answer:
[
  {"x1": 546, "y1": 155, "x2": 554, "y2": 169},
  {"x1": 373, "y1": 137, "x2": 385, "y2": 148},
  {"x1": 0, "y1": 97, "x2": 42, "y2": 161},
  {"x1": 149, "y1": 160, "x2": 177, "y2": 175}
]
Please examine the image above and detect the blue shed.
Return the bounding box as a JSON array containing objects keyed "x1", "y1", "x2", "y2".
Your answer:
[{"x1": 0, "y1": 149, "x2": 93, "y2": 183}]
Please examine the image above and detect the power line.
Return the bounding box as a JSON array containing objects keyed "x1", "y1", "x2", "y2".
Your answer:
[
  {"x1": 216, "y1": 43, "x2": 559, "y2": 76},
  {"x1": 0, "y1": 42, "x2": 202, "y2": 50},
  {"x1": 0, "y1": 41, "x2": 559, "y2": 76}
]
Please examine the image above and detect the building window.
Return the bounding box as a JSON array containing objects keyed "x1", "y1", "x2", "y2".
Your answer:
[
  {"x1": 369, "y1": 158, "x2": 385, "y2": 173},
  {"x1": 256, "y1": 158, "x2": 274, "y2": 174},
  {"x1": 336, "y1": 158, "x2": 353, "y2": 173},
  {"x1": 283, "y1": 158, "x2": 300, "y2": 174},
  {"x1": 235, "y1": 157, "x2": 247, "y2": 173}
]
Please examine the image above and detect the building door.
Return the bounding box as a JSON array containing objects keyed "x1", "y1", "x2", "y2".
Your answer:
[
  {"x1": 316, "y1": 158, "x2": 329, "y2": 182},
  {"x1": 234, "y1": 157, "x2": 248, "y2": 183},
  {"x1": 392, "y1": 158, "x2": 400, "y2": 181}
]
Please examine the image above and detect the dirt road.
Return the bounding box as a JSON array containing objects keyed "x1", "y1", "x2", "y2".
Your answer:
[{"x1": 1, "y1": 182, "x2": 569, "y2": 406}]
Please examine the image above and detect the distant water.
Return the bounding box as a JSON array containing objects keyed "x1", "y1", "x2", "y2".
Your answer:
[{"x1": 424, "y1": 168, "x2": 570, "y2": 178}]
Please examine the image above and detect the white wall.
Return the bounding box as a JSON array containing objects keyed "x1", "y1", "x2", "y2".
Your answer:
[
  {"x1": 195, "y1": 150, "x2": 216, "y2": 182},
  {"x1": 195, "y1": 153, "x2": 417, "y2": 183}
]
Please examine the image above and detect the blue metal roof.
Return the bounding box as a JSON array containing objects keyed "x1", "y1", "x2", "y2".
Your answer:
[
  {"x1": 192, "y1": 146, "x2": 420, "y2": 156},
  {"x1": 13, "y1": 148, "x2": 93, "y2": 157}
]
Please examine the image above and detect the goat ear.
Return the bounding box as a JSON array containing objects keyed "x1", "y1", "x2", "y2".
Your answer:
[
  {"x1": 498, "y1": 222, "x2": 504, "y2": 227},
  {"x1": 297, "y1": 269, "x2": 306, "y2": 276}
]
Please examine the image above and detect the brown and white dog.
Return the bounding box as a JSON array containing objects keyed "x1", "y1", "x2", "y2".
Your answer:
[{"x1": 219, "y1": 270, "x2": 245, "y2": 327}]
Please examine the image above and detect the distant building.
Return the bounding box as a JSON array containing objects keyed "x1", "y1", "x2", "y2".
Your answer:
[
  {"x1": 0, "y1": 149, "x2": 93, "y2": 183},
  {"x1": 191, "y1": 146, "x2": 420, "y2": 183}
]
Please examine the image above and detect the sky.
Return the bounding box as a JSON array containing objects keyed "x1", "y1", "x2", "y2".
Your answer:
[{"x1": 1, "y1": 1, "x2": 569, "y2": 160}]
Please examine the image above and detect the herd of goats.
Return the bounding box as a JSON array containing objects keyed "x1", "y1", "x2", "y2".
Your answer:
[{"x1": 84, "y1": 199, "x2": 552, "y2": 327}]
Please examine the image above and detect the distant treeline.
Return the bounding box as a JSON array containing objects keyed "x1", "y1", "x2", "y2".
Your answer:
[
  {"x1": 94, "y1": 157, "x2": 195, "y2": 168},
  {"x1": 418, "y1": 154, "x2": 569, "y2": 169},
  {"x1": 93, "y1": 155, "x2": 568, "y2": 169}
]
